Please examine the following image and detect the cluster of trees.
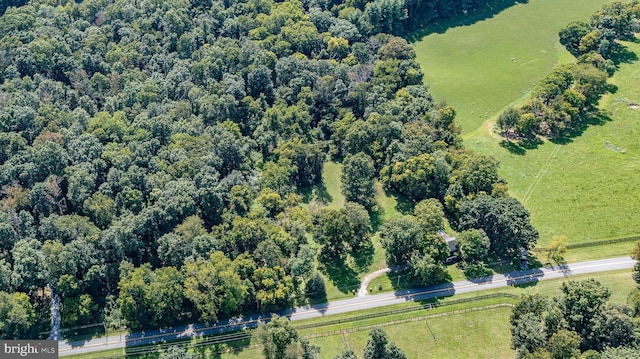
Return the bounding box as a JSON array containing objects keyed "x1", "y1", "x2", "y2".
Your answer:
[
  {"x1": 0, "y1": 0, "x2": 537, "y2": 338},
  {"x1": 510, "y1": 279, "x2": 640, "y2": 359},
  {"x1": 333, "y1": 327, "x2": 407, "y2": 359},
  {"x1": 497, "y1": 1, "x2": 640, "y2": 140},
  {"x1": 254, "y1": 315, "x2": 406, "y2": 359}
]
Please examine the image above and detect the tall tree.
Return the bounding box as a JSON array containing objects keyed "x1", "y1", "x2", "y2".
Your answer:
[
  {"x1": 341, "y1": 152, "x2": 376, "y2": 209},
  {"x1": 183, "y1": 252, "x2": 247, "y2": 322},
  {"x1": 458, "y1": 196, "x2": 538, "y2": 258}
]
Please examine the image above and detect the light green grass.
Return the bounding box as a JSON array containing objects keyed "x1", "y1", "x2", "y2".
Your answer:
[
  {"x1": 73, "y1": 270, "x2": 636, "y2": 359},
  {"x1": 465, "y1": 38, "x2": 640, "y2": 247},
  {"x1": 412, "y1": 0, "x2": 611, "y2": 135},
  {"x1": 321, "y1": 161, "x2": 344, "y2": 209},
  {"x1": 412, "y1": 0, "x2": 640, "y2": 248},
  {"x1": 334, "y1": 307, "x2": 514, "y2": 359}
]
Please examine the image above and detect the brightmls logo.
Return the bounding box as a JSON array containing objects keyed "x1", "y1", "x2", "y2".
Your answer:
[{"x1": 1, "y1": 340, "x2": 58, "y2": 358}]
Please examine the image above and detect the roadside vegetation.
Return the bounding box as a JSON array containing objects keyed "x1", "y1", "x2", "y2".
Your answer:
[{"x1": 0, "y1": 0, "x2": 539, "y2": 342}]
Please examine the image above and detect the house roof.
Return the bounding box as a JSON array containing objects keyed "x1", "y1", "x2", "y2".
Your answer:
[{"x1": 437, "y1": 230, "x2": 458, "y2": 252}]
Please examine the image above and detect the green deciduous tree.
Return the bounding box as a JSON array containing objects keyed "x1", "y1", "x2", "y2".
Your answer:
[
  {"x1": 379, "y1": 217, "x2": 423, "y2": 266},
  {"x1": 183, "y1": 252, "x2": 247, "y2": 322},
  {"x1": 457, "y1": 229, "x2": 490, "y2": 264},
  {"x1": 458, "y1": 195, "x2": 538, "y2": 258},
  {"x1": 341, "y1": 152, "x2": 376, "y2": 209},
  {"x1": 0, "y1": 291, "x2": 36, "y2": 339},
  {"x1": 413, "y1": 198, "x2": 444, "y2": 234}
]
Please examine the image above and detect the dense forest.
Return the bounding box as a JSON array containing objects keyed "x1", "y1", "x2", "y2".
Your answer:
[{"x1": 0, "y1": 0, "x2": 539, "y2": 338}]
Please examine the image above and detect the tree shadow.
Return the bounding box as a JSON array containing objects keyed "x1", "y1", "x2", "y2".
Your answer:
[
  {"x1": 406, "y1": 0, "x2": 530, "y2": 42},
  {"x1": 318, "y1": 257, "x2": 361, "y2": 294},
  {"x1": 550, "y1": 109, "x2": 613, "y2": 144},
  {"x1": 369, "y1": 207, "x2": 384, "y2": 233},
  {"x1": 299, "y1": 182, "x2": 332, "y2": 205},
  {"x1": 499, "y1": 140, "x2": 526, "y2": 155},
  {"x1": 394, "y1": 193, "x2": 415, "y2": 215},
  {"x1": 350, "y1": 239, "x2": 375, "y2": 272},
  {"x1": 608, "y1": 42, "x2": 639, "y2": 65}
]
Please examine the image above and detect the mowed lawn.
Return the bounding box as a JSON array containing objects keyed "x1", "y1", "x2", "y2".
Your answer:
[
  {"x1": 316, "y1": 307, "x2": 514, "y2": 359},
  {"x1": 412, "y1": 0, "x2": 640, "y2": 247}
]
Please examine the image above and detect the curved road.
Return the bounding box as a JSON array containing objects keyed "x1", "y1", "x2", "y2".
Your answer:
[{"x1": 59, "y1": 256, "x2": 635, "y2": 356}]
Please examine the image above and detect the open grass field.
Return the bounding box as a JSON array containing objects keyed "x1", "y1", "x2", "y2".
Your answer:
[
  {"x1": 412, "y1": 0, "x2": 640, "y2": 247},
  {"x1": 412, "y1": 0, "x2": 612, "y2": 135}
]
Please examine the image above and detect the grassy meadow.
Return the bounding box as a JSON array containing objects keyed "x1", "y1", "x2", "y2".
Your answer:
[
  {"x1": 220, "y1": 270, "x2": 636, "y2": 359},
  {"x1": 412, "y1": 0, "x2": 640, "y2": 246}
]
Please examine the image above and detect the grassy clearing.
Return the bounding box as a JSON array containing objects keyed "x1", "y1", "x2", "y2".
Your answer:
[
  {"x1": 465, "y1": 38, "x2": 640, "y2": 247},
  {"x1": 336, "y1": 307, "x2": 514, "y2": 359},
  {"x1": 412, "y1": 0, "x2": 611, "y2": 135},
  {"x1": 412, "y1": 0, "x2": 640, "y2": 248}
]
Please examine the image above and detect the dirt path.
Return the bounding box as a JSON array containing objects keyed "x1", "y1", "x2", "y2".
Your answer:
[{"x1": 357, "y1": 265, "x2": 408, "y2": 297}]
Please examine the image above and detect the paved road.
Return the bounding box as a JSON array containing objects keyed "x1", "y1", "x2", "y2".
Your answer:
[{"x1": 59, "y1": 256, "x2": 635, "y2": 356}]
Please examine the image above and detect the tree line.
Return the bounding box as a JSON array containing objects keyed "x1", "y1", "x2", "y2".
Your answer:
[
  {"x1": 0, "y1": 0, "x2": 536, "y2": 339},
  {"x1": 497, "y1": 1, "x2": 640, "y2": 141},
  {"x1": 511, "y1": 279, "x2": 640, "y2": 358}
]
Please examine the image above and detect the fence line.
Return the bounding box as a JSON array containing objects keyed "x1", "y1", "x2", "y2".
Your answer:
[
  {"x1": 532, "y1": 234, "x2": 640, "y2": 252},
  {"x1": 303, "y1": 304, "x2": 515, "y2": 339}
]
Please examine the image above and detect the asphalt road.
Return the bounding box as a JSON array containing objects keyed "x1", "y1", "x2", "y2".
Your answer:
[{"x1": 58, "y1": 256, "x2": 636, "y2": 356}]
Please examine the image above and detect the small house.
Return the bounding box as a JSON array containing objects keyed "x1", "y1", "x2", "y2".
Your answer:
[{"x1": 438, "y1": 230, "x2": 460, "y2": 265}]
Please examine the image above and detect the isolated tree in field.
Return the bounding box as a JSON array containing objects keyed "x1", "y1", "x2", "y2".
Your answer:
[
  {"x1": 362, "y1": 327, "x2": 407, "y2": 359},
  {"x1": 547, "y1": 236, "x2": 567, "y2": 264},
  {"x1": 341, "y1": 152, "x2": 376, "y2": 209},
  {"x1": 255, "y1": 314, "x2": 319, "y2": 359}
]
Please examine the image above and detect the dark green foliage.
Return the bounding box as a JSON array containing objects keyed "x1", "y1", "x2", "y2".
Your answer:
[
  {"x1": 362, "y1": 328, "x2": 407, "y2": 359},
  {"x1": 341, "y1": 152, "x2": 376, "y2": 209},
  {"x1": 379, "y1": 217, "x2": 424, "y2": 266},
  {"x1": 254, "y1": 314, "x2": 320, "y2": 359},
  {"x1": 457, "y1": 229, "x2": 490, "y2": 264},
  {"x1": 0, "y1": 0, "x2": 528, "y2": 334},
  {"x1": 315, "y1": 203, "x2": 370, "y2": 259},
  {"x1": 0, "y1": 291, "x2": 35, "y2": 339},
  {"x1": 458, "y1": 196, "x2": 538, "y2": 258},
  {"x1": 510, "y1": 280, "x2": 640, "y2": 358}
]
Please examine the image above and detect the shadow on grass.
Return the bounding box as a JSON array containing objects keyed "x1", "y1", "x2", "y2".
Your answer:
[
  {"x1": 499, "y1": 140, "x2": 526, "y2": 155},
  {"x1": 609, "y1": 42, "x2": 639, "y2": 66},
  {"x1": 406, "y1": 0, "x2": 530, "y2": 42},
  {"x1": 550, "y1": 109, "x2": 614, "y2": 145},
  {"x1": 299, "y1": 181, "x2": 332, "y2": 205},
  {"x1": 370, "y1": 207, "x2": 384, "y2": 233},
  {"x1": 318, "y1": 256, "x2": 361, "y2": 294},
  {"x1": 351, "y1": 239, "x2": 375, "y2": 272},
  {"x1": 394, "y1": 193, "x2": 415, "y2": 215}
]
